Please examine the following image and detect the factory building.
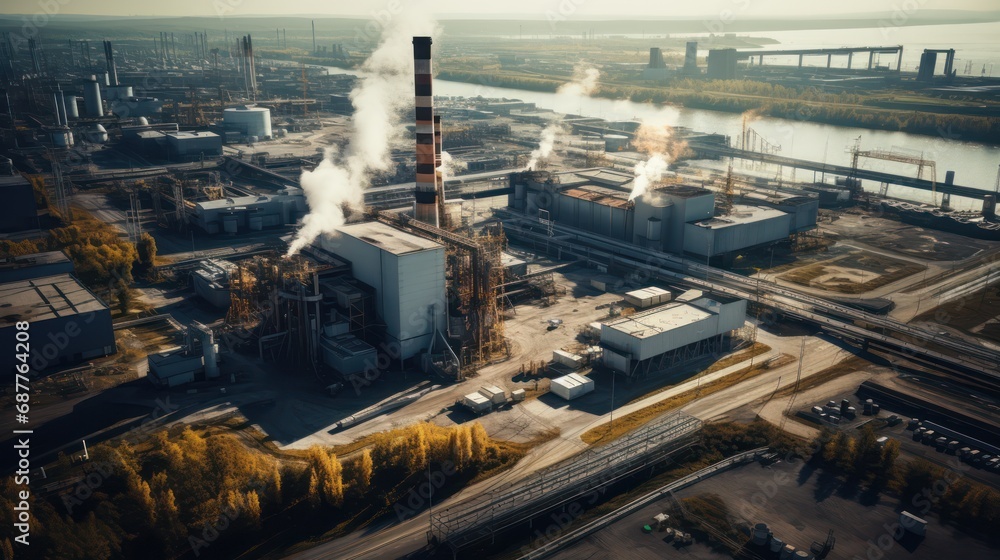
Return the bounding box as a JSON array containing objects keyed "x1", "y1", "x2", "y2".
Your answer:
[
  {"x1": 190, "y1": 187, "x2": 306, "y2": 234},
  {"x1": 147, "y1": 322, "x2": 220, "y2": 388},
  {"x1": 684, "y1": 206, "x2": 792, "y2": 257},
  {"x1": 191, "y1": 259, "x2": 236, "y2": 307},
  {"x1": 164, "y1": 131, "x2": 222, "y2": 159},
  {"x1": 707, "y1": 49, "x2": 739, "y2": 79},
  {"x1": 509, "y1": 168, "x2": 817, "y2": 258},
  {"x1": 222, "y1": 105, "x2": 273, "y2": 140},
  {"x1": 318, "y1": 221, "x2": 447, "y2": 362},
  {"x1": 0, "y1": 174, "x2": 39, "y2": 233},
  {"x1": 601, "y1": 294, "x2": 747, "y2": 377},
  {"x1": 0, "y1": 274, "x2": 116, "y2": 373},
  {"x1": 0, "y1": 251, "x2": 74, "y2": 283}
]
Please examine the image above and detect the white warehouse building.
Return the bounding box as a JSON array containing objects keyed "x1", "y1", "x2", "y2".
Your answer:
[
  {"x1": 223, "y1": 105, "x2": 272, "y2": 140},
  {"x1": 601, "y1": 295, "x2": 747, "y2": 377},
  {"x1": 319, "y1": 222, "x2": 447, "y2": 362}
]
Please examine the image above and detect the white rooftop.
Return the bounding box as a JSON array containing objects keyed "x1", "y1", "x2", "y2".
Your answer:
[
  {"x1": 604, "y1": 302, "x2": 713, "y2": 339},
  {"x1": 335, "y1": 222, "x2": 442, "y2": 256},
  {"x1": 625, "y1": 287, "x2": 671, "y2": 299},
  {"x1": 552, "y1": 373, "x2": 594, "y2": 389},
  {"x1": 689, "y1": 205, "x2": 786, "y2": 229}
]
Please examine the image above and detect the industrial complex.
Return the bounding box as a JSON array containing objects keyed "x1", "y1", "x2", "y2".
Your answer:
[{"x1": 1, "y1": 8, "x2": 999, "y2": 560}]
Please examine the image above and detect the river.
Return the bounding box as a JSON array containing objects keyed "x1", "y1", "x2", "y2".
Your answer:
[{"x1": 316, "y1": 26, "x2": 1000, "y2": 211}]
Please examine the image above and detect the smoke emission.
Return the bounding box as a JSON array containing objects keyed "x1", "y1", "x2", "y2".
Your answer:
[
  {"x1": 438, "y1": 150, "x2": 467, "y2": 183},
  {"x1": 557, "y1": 65, "x2": 600, "y2": 97},
  {"x1": 287, "y1": 12, "x2": 439, "y2": 256},
  {"x1": 628, "y1": 116, "x2": 689, "y2": 202},
  {"x1": 523, "y1": 65, "x2": 600, "y2": 170}
]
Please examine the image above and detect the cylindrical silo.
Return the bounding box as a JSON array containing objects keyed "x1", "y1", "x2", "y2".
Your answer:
[
  {"x1": 64, "y1": 94, "x2": 79, "y2": 119},
  {"x1": 222, "y1": 105, "x2": 272, "y2": 139},
  {"x1": 83, "y1": 79, "x2": 103, "y2": 117}
]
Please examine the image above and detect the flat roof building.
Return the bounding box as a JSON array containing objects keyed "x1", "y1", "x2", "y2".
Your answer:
[
  {"x1": 319, "y1": 222, "x2": 447, "y2": 362},
  {"x1": 0, "y1": 175, "x2": 39, "y2": 233},
  {"x1": 0, "y1": 274, "x2": 116, "y2": 372},
  {"x1": 0, "y1": 251, "x2": 74, "y2": 283}
]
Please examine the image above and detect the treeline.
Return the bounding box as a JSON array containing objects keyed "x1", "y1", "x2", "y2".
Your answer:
[
  {"x1": 0, "y1": 208, "x2": 156, "y2": 305},
  {"x1": 814, "y1": 425, "x2": 901, "y2": 490},
  {"x1": 813, "y1": 425, "x2": 1000, "y2": 537},
  {"x1": 0, "y1": 422, "x2": 516, "y2": 559}
]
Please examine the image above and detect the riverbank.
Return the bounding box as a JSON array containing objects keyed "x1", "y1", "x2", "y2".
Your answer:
[{"x1": 435, "y1": 70, "x2": 1000, "y2": 144}]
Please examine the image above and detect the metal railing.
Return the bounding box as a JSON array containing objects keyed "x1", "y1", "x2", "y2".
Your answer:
[{"x1": 430, "y1": 412, "x2": 703, "y2": 551}]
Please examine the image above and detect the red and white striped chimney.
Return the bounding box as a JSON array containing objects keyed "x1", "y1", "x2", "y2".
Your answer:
[{"x1": 413, "y1": 36, "x2": 439, "y2": 226}]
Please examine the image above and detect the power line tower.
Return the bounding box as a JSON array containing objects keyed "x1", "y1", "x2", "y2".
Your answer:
[{"x1": 779, "y1": 339, "x2": 806, "y2": 432}]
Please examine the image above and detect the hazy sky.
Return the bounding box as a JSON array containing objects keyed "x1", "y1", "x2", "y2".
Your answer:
[{"x1": 0, "y1": 0, "x2": 997, "y2": 18}]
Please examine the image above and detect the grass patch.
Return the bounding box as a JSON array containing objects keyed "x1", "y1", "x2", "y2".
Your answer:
[
  {"x1": 583, "y1": 355, "x2": 794, "y2": 445},
  {"x1": 626, "y1": 343, "x2": 772, "y2": 405},
  {"x1": 780, "y1": 253, "x2": 925, "y2": 294}
]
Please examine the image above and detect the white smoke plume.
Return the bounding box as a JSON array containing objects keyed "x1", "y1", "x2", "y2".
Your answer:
[
  {"x1": 437, "y1": 150, "x2": 467, "y2": 184},
  {"x1": 286, "y1": 11, "x2": 439, "y2": 256},
  {"x1": 630, "y1": 154, "x2": 669, "y2": 202},
  {"x1": 523, "y1": 65, "x2": 600, "y2": 170},
  {"x1": 557, "y1": 65, "x2": 600, "y2": 97},
  {"x1": 524, "y1": 122, "x2": 566, "y2": 170},
  {"x1": 628, "y1": 115, "x2": 689, "y2": 201}
]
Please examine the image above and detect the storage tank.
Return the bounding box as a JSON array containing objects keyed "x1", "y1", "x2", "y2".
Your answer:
[
  {"x1": 646, "y1": 217, "x2": 662, "y2": 242},
  {"x1": 50, "y1": 127, "x2": 74, "y2": 147},
  {"x1": 85, "y1": 124, "x2": 108, "y2": 143},
  {"x1": 83, "y1": 78, "x2": 103, "y2": 117},
  {"x1": 64, "y1": 94, "x2": 79, "y2": 118},
  {"x1": 751, "y1": 523, "x2": 769, "y2": 545},
  {"x1": 105, "y1": 85, "x2": 134, "y2": 101},
  {"x1": 223, "y1": 105, "x2": 272, "y2": 139}
]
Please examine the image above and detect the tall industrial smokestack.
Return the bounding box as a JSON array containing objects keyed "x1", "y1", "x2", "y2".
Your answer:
[
  {"x1": 311, "y1": 20, "x2": 317, "y2": 53},
  {"x1": 413, "y1": 36, "x2": 439, "y2": 227},
  {"x1": 434, "y1": 114, "x2": 447, "y2": 224},
  {"x1": 104, "y1": 40, "x2": 118, "y2": 86}
]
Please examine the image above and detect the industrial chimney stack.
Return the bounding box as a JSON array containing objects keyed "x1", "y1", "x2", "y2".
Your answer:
[
  {"x1": 104, "y1": 40, "x2": 118, "y2": 86},
  {"x1": 413, "y1": 37, "x2": 439, "y2": 227}
]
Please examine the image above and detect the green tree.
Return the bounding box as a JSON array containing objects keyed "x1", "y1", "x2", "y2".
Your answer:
[{"x1": 136, "y1": 232, "x2": 157, "y2": 267}]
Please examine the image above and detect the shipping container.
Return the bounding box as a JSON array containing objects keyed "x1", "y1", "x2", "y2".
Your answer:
[{"x1": 550, "y1": 373, "x2": 595, "y2": 400}]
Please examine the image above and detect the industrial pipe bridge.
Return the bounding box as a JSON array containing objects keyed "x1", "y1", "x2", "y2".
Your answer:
[{"x1": 690, "y1": 143, "x2": 994, "y2": 201}]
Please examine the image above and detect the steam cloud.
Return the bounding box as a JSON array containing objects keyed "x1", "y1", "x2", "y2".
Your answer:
[
  {"x1": 437, "y1": 150, "x2": 467, "y2": 183},
  {"x1": 524, "y1": 122, "x2": 566, "y2": 170},
  {"x1": 287, "y1": 12, "x2": 439, "y2": 256},
  {"x1": 628, "y1": 116, "x2": 690, "y2": 202},
  {"x1": 523, "y1": 65, "x2": 600, "y2": 170}
]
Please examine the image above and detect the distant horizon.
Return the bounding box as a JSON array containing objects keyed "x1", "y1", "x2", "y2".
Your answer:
[
  {"x1": 1, "y1": 10, "x2": 1000, "y2": 20},
  {"x1": 0, "y1": 0, "x2": 998, "y2": 19}
]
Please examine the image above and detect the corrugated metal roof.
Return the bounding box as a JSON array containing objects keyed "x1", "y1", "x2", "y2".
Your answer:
[{"x1": 552, "y1": 373, "x2": 594, "y2": 390}]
